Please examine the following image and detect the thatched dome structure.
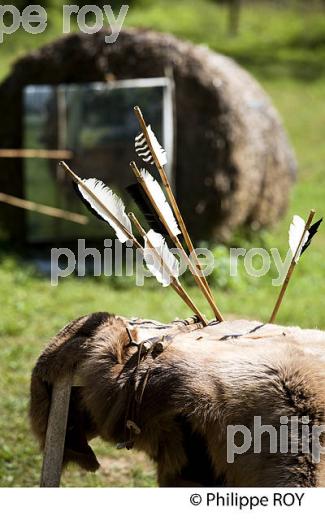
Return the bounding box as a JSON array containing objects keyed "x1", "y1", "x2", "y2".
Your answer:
[{"x1": 0, "y1": 29, "x2": 296, "y2": 242}]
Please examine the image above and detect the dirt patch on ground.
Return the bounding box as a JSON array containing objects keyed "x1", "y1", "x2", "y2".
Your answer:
[{"x1": 98, "y1": 450, "x2": 156, "y2": 486}]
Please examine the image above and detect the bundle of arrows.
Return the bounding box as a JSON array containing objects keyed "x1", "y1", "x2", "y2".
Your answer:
[
  {"x1": 60, "y1": 106, "x2": 224, "y2": 326},
  {"x1": 59, "y1": 106, "x2": 322, "y2": 327}
]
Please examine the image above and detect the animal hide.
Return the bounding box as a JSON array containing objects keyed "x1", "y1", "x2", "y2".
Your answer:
[{"x1": 30, "y1": 313, "x2": 325, "y2": 487}]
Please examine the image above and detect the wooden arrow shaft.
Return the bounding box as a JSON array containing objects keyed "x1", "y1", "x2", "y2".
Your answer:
[
  {"x1": 60, "y1": 161, "x2": 141, "y2": 248},
  {"x1": 133, "y1": 106, "x2": 213, "y2": 294},
  {"x1": 159, "y1": 165, "x2": 216, "y2": 300},
  {"x1": 133, "y1": 108, "x2": 223, "y2": 321},
  {"x1": 129, "y1": 212, "x2": 208, "y2": 326},
  {"x1": 60, "y1": 161, "x2": 207, "y2": 325},
  {"x1": 130, "y1": 161, "x2": 222, "y2": 319},
  {"x1": 0, "y1": 149, "x2": 72, "y2": 159},
  {"x1": 269, "y1": 209, "x2": 315, "y2": 324},
  {"x1": 0, "y1": 192, "x2": 87, "y2": 225}
]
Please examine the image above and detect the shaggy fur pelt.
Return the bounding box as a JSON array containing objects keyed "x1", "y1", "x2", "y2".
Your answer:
[{"x1": 30, "y1": 313, "x2": 325, "y2": 487}]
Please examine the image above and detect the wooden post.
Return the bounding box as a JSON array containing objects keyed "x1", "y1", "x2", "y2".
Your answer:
[{"x1": 40, "y1": 375, "x2": 72, "y2": 487}]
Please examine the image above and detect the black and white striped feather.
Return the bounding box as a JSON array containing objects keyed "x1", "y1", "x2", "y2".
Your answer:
[{"x1": 135, "y1": 125, "x2": 167, "y2": 166}]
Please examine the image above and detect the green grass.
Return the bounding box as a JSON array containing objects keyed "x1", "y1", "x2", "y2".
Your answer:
[
  {"x1": 1, "y1": 0, "x2": 325, "y2": 487},
  {"x1": 1, "y1": 1, "x2": 325, "y2": 81},
  {"x1": 1, "y1": 2, "x2": 325, "y2": 95}
]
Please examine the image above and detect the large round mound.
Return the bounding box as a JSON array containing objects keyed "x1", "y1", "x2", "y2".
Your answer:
[{"x1": 0, "y1": 29, "x2": 296, "y2": 241}]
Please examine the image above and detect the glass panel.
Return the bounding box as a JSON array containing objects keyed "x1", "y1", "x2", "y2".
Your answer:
[
  {"x1": 23, "y1": 86, "x2": 61, "y2": 242},
  {"x1": 23, "y1": 81, "x2": 171, "y2": 243}
]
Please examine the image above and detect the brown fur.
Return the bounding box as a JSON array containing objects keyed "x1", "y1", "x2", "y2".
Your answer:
[{"x1": 30, "y1": 313, "x2": 325, "y2": 486}]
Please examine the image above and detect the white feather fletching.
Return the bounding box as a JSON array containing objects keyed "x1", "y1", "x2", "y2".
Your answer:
[
  {"x1": 140, "y1": 169, "x2": 180, "y2": 237},
  {"x1": 78, "y1": 178, "x2": 132, "y2": 243},
  {"x1": 147, "y1": 125, "x2": 167, "y2": 166},
  {"x1": 289, "y1": 215, "x2": 309, "y2": 262},
  {"x1": 143, "y1": 229, "x2": 179, "y2": 287}
]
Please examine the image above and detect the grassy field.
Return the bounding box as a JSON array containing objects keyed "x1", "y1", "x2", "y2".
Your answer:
[{"x1": 0, "y1": 0, "x2": 325, "y2": 487}]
